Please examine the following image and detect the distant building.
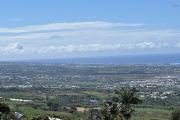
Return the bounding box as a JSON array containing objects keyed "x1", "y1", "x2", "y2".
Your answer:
[
  {"x1": 48, "y1": 117, "x2": 62, "y2": 120},
  {"x1": 14, "y1": 112, "x2": 26, "y2": 120},
  {"x1": 0, "y1": 97, "x2": 4, "y2": 101}
]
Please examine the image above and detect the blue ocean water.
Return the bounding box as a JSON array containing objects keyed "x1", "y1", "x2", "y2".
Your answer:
[{"x1": 30, "y1": 54, "x2": 180, "y2": 65}]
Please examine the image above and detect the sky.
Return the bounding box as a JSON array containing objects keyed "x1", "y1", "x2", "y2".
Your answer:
[{"x1": 0, "y1": 0, "x2": 180, "y2": 60}]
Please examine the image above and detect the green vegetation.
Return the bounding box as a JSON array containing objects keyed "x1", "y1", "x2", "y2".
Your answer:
[
  {"x1": 170, "y1": 109, "x2": 180, "y2": 120},
  {"x1": 0, "y1": 63, "x2": 179, "y2": 119},
  {"x1": 114, "y1": 88, "x2": 142, "y2": 120},
  {"x1": 133, "y1": 108, "x2": 171, "y2": 120}
]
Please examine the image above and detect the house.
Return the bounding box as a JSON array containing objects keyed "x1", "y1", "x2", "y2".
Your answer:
[
  {"x1": 14, "y1": 112, "x2": 26, "y2": 120},
  {"x1": 48, "y1": 117, "x2": 62, "y2": 120},
  {"x1": 0, "y1": 97, "x2": 4, "y2": 101}
]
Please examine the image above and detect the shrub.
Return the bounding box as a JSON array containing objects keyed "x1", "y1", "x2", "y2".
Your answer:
[{"x1": 170, "y1": 109, "x2": 180, "y2": 120}]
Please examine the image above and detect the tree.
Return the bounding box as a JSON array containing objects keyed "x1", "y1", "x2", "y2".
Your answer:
[
  {"x1": 99, "y1": 101, "x2": 123, "y2": 120},
  {"x1": 87, "y1": 88, "x2": 141, "y2": 120},
  {"x1": 0, "y1": 103, "x2": 10, "y2": 114},
  {"x1": 0, "y1": 103, "x2": 11, "y2": 120},
  {"x1": 113, "y1": 88, "x2": 142, "y2": 120},
  {"x1": 47, "y1": 101, "x2": 59, "y2": 111},
  {"x1": 32, "y1": 115, "x2": 49, "y2": 120},
  {"x1": 170, "y1": 109, "x2": 180, "y2": 120}
]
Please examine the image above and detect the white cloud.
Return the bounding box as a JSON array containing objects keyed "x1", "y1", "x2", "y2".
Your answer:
[
  {"x1": 135, "y1": 42, "x2": 170, "y2": 49},
  {"x1": 37, "y1": 44, "x2": 124, "y2": 53},
  {"x1": 0, "y1": 43, "x2": 23, "y2": 54},
  {"x1": 136, "y1": 42, "x2": 156, "y2": 49},
  {"x1": 0, "y1": 21, "x2": 143, "y2": 33},
  {"x1": 0, "y1": 21, "x2": 180, "y2": 58},
  {"x1": 33, "y1": 42, "x2": 171, "y2": 54},
  {"x1": 175, "y1": 43, "x2": 180, "y2": 47}
]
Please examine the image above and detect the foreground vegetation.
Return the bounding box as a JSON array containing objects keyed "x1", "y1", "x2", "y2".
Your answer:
[{"x1": 0, "y1": 88, "x2": 179, "y2": 120}]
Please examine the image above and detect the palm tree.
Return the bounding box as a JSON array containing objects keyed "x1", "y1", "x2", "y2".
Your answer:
[
  {"x1": 100, "y1": 101, "x2": 123, "y2": 120},
  {"x1": 113, "y1": 88, "x2": 142, "y2": 120},
  {"x1": 87, "y1": 88, "x2": 142, "y2": 120},
  {"x1": 89, "y1": 101, "x2": 123, "y2": 120}
]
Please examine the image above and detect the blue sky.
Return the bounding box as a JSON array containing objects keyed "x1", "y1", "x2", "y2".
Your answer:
[{"x1": 0, "y1": 0, "x2": 180, "y2": 60}]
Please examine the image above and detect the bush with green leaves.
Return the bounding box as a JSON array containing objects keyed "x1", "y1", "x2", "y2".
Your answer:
[
  {"x1": 0, "y1": 102, "x2": 11, "y2": 120},
  {"x1": 170, "y1": 109, "x2": 180, "y2": 120}
]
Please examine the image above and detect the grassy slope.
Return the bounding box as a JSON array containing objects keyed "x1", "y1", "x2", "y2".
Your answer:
[{"x1": 132, "y1": 108, "x2": 171, "y2": 120}]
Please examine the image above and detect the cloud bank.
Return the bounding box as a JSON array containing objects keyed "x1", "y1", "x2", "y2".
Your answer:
[{"x1": 0, "y1": 21, "x2": 180, "y2": 59}]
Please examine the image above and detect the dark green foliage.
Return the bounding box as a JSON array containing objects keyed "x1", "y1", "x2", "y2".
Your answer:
[
  {"x1": 113, "y1": 88, "x2": 142, "y2": 120},
  {"x1": 100, "y1": 101, "x2": 123, "y2": 120},
  {"x1": 170, "y1": 109, "x2": 180, "y2": 120},
  {"x1": 69, "y1": 106, "x2": 77, "y2": 114},
  {"x1": 47, "y1": 101, "x2": 59, "y2": 111},
  {"x1": 86, "y1": 88, "x2": 142, "y2": 120},
  {"x1": 86, "y1": 101, "x2": 123, "y2": 120},
  {"x1": 0, "y1": 103, "x2": 12, "y2": 120},
  {"x1": 0, "y1": 103, "x2": 10, "y2": 114},
  {"x1": 32, "y1": 115, "x2": 49, "y2": 120}
]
